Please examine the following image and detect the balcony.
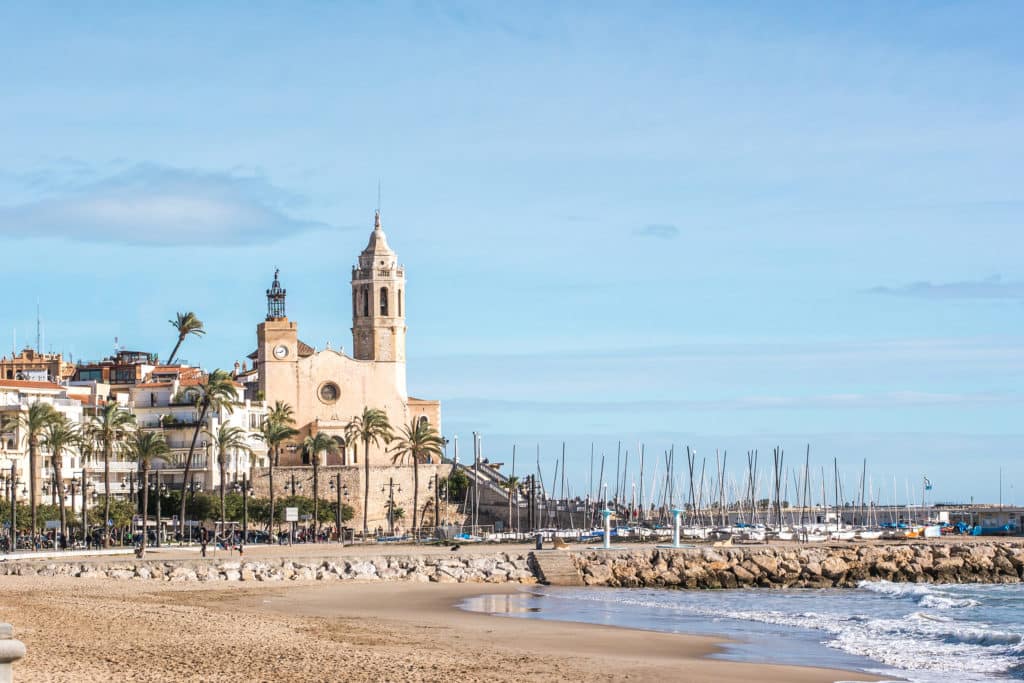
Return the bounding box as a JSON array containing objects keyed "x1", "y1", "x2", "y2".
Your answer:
[{"x1": 351, "y1": 267, "x2": 404, "y2": 280}]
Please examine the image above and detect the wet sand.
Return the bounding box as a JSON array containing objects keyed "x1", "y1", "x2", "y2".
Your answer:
[{"x1": 0, "y1": 576, "x2": 889, "y2": 682}]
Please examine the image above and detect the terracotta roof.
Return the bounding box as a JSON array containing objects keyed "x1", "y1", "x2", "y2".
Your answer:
[
  {"x1": 136, "y1": 382, "x2": 173, "y2": 388},
  {"x1": 247, "y1": 340, "x2": 315, "y2": 359},
  {"x1": 0, "y1": 379, "x2": 65, "y2": 391},
  {"x1": 68, "y1": 396, "x2": 105, "y2": 405}
]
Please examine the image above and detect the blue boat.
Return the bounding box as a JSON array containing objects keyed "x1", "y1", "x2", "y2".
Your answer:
[{"x1": 971, "y1": 523, "x2": 1018, "y2": 536}]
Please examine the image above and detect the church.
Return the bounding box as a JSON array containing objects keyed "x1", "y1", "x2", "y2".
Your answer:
[{"x1": 245, "y1": 211, "x2": 441, "y2": 466}]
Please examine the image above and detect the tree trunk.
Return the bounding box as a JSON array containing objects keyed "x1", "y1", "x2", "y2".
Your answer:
[
  {"x1": 219, "y1": 449, "x2": 227, "y2": 530},
  {"x1": 268, "y1": 449, "x2": 275, "y2": 540},
  {"x1": 28, "y1": 439, "x2": 37, "y2": 548},
  {"x1": 362, "y1": 437, "x2": 370, "y2": 538},
  {"x1": 167, "y1": 337, "x2": 184, "y2": 365},
  {"x1": 139, "y1": 462, "x2": 150, "y2": 558},
  {"x1": 55, "y1": 452, "x2": 66, "y2": 549},
  {"x1": 312, "y1": 455, "x2": 319, "y2": 541},
  {"x1": 179, "y1": 404, "x2": 208, "y2": 543},
  {"x1": 411, "y1": 454, "x2": 419, "y2": 533},
  {"x1": 103, "y1": 441, "x2": 112, "y2": 547}
]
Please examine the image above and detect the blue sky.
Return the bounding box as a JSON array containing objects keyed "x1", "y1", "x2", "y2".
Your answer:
[{"x1": 1, "y1": 2, "x2": 1021, "y2": 504}]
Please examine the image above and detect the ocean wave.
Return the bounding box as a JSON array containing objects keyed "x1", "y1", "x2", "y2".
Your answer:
[
  {"x1": 858, "y1": 580, "x2": 980, "y2": 609},
  {"x1": 541, "y1": 586, "x2": 1022, "y2": 677}
]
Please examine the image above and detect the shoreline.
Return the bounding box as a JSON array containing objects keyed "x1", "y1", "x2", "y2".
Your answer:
[{"x1": 1, "y1": 575, "x2": 888, "y2": 682}]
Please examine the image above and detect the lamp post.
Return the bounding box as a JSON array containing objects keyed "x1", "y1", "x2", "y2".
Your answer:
[
  {"x1": 232, "y1": 474, "x2": 251, "y2": 543},
  {"x1": 186, "y1": 479, "x2": 200, "y2": 543},
  {"x1": 429, "y1": 473, "x2": 440, "y2": 538},
  {"x1": 150, "y1": 470, "x2": 166, "y2": 548},
  {"x1": 5, "y1": 461, "x2": 17, "y2": 551},
  {"x1": 329, "y1": 473, "x2": 349, "y2": 545},
  {"x1": 80, "y1": 469, "x2": 93, "y2": 547},
  {"x1": 382, "y1": 477, "x2": 401, "y2": 536}
]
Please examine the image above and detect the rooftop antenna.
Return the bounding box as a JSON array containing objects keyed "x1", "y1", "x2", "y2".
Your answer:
[{"x1": 36, "y1": 301, "x2": 41, "y2": 353}]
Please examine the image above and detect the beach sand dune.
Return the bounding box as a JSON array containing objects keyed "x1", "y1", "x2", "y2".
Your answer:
[{"x1": 1, "y1": 577, "x2": 883, "y2": 682}]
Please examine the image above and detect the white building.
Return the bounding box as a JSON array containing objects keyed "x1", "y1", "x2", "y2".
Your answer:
[
  {"x1": 0, "y1": 379, "x2": 87, "y2": 509},
  {"x1": 127, "y1": 370, "x2": 268, "y2": 494}
]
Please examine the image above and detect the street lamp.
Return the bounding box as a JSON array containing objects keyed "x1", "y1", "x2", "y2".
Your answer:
[
  {"x1": 79, "y1": 469, "x2": 95, "y2": 548},
  {"x1": 4, "y1": 461, "x2": 18, "y2": 551},
  {"x1": 329, "y1": 474, "x2": 349, "y2": 545},
  {"x1": 149, "y1": 472, "x2": 167, "y2": 547},
  {"x1": 381, "y1": 478, "x2": 402, "y2": 536},
  {"x1": 232, "y1": 475, "x2": 254, "y2": 543}
]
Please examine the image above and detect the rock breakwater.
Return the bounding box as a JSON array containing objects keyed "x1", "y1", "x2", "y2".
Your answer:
[
  {"x1": 0, "y1": 552, "x2": 537, "y2": 584},
  {"x1": 572, "y1": 541, "x2": 1024, "y2": 588}
]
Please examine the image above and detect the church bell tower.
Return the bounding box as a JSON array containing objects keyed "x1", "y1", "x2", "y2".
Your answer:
[{"x1": 351, "y1": 211, "x2": 406, "y2": 362}]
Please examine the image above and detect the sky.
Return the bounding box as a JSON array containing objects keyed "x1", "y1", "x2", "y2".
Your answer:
[{"x1": 1, "y1": 2, "x2": 1021, "y2": 505}]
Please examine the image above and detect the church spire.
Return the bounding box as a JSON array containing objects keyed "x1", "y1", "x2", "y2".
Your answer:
[{"x1": 266, "y1": 267, "x2": 286, "y2": 320}]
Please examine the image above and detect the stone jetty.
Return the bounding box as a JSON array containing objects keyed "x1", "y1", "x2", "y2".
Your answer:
[
  {"x1": 1, "y1": 541, "x2": 1023, "y2": 588},
  {"x1": 572, "y1": 541, "x2": 1024, "y2": 588}
]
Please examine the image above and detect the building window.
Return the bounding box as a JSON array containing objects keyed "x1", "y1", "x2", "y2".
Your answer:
[
  {"x1": 362, "y1": 287, "x2": 369, "y2": 317},
  {"x1": 380, "y1": 287, "x2": 389, "y2": 316},
  {"x1": 398, "y1": 290, "x2": 402, "y2": 316},
  {"x1": 353, "y1": 290, "x2": 358, "y2": 318},
  {"x1": 319, "y1": 382, "x2": 340, "y2": 404}
]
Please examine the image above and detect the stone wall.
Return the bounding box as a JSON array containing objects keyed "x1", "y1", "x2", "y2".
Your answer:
[
  {"x1": 0, "y1": 552, "x2": 536, "y2": 585},
  {"x1": 571, "y1": 541, "x2": 1024, "y2": 588},
  {"x1": 5, "y1": 541, "x2": 1023, "y2": 589},
  {"x1": 251, "y1": 463, "x2": 457, "y2": 530}
]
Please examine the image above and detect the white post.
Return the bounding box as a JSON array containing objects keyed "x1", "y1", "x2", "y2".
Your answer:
[
  {"x1": 672, "y1": 507, "x2": 682, "y2": 548},
  {"x1": 0, "y1": 623, "x2": 26, "y2": 683},
  {"x1": 601, "y1": 508, "x2": 612, "y2": 550}
]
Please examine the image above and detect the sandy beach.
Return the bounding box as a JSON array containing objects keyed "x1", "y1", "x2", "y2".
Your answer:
[{"x1": 0, "y1": 574, "x2": 887, "y2": 683}]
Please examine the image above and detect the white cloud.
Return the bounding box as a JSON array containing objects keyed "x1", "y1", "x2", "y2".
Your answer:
[
  {"x1": 0, "y1": 162, "x2": 334, "y2": 246},
  {"x1": 868, "y1": 275, "x2": 1024, "y2": 300},
  {"x1": 633, "y1": 223, "x2": 680, "y2": 239}
]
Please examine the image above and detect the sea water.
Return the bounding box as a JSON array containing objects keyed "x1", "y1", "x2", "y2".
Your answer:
[{"x1": 462, "y1": 582, "x2": 1024, "y2": 682}]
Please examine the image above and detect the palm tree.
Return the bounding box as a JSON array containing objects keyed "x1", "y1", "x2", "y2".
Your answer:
[
  {"x1": 178, "y1": 369, "x2": 238, "y2": 536},
  {"x1": 8, "y1": 402, "x2": 58, "y2": 545},
  {"x1": 345, "y1": 407, "x2": 393, "y2": 539},
  {"x1": 267, "y1": 401, "x2": 295, "y2": 436},
  {"x1": 501, "y1": 475, "x2": 521, "y2": 534},
  {"x1": 167, "y1": 311, "x2": 205, "y2": 364},
  {"x1": 255, "y1": 413, "x2": 297, "y2": 538},
  {"x1": 204, "y1": 424, "x2": 251, "y2": 527},
  {"x1": 302, "y1": 432, "x2": 340, "y2": 541},
  {"x1": 389, "y1": 418, "x2": 444, "y2": 532},
  {"x1": 90, "y1": 403, "x2": 136, "y2": 547},
  {"x1": 42, "y1": 415, "x2": 79, "y2": 549},
  {"x1": 125, "y1": 430, "x2": 169, "y2": 558}
]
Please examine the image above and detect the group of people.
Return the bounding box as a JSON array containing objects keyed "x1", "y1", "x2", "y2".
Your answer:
[{"x1": 2, "y1": 527, "x2": 110, "y2": 552}]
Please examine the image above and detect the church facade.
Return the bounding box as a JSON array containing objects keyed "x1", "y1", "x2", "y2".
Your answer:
[{"x1": 247, "y1": 211, "x2": 441, "y2": 466}]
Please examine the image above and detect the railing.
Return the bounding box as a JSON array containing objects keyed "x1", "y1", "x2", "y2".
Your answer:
[{"x1": 351, "y1": 267, "x2": 404, "y2": 279}]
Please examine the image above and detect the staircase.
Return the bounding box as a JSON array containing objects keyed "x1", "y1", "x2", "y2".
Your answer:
[{"x1": 529, "y1": 551, "x2": 584, "y2": 586}]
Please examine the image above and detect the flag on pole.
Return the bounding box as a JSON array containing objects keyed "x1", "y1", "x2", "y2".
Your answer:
[{"x1": 924, "y1": 476, "x2": 933, "y2": 491}]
